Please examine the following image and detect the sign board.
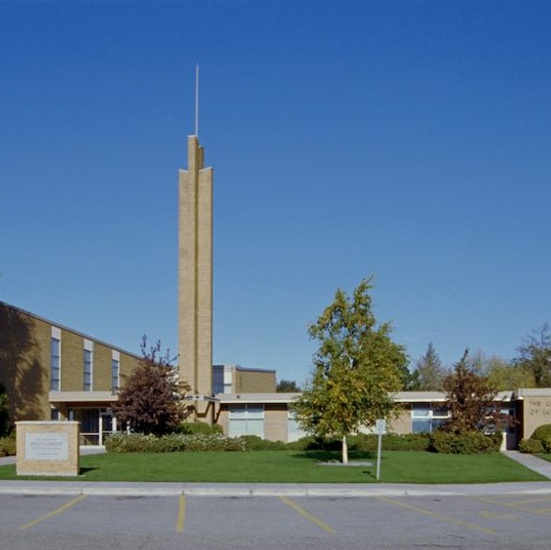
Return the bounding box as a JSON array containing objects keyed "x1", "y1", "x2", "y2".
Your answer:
[
  {"x1": 25, "y1": 433, "x2": 68, "y2": 461},
  {"x1": 16, "y1": 421, "x2": 79, "y2": 476},
  {"x1": 375, "y1": 418, "x2": 386, "y2": 435}
]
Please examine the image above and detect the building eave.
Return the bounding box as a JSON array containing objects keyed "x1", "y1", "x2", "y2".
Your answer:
[{"x1": 49, "y1": 391, "x2": 118, "y2": 404}]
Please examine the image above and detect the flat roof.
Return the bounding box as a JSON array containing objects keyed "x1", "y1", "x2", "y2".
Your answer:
[
  {"x1": 216, "y1": 390, "x2": 519, "y2": 405},
  {"x1": 216, "y1": 392, "x2": 301, "y2": 404},
  {"x1": 49, "y1": 391, "x2": 117, "y2": 404},
  {"x1": 213, "y1": 364, "x2": 276, "y2": 374}
]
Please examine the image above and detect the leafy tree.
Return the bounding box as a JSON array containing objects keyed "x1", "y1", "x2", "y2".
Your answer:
[
  {"x1": 398, "y1": 362, "x2": 419, "y2": 390},
  {"x1": 514, "y1": 325, "x2": 551, "y2": 387},
  {"x1": 469, "y1": 352, "x2": 535, "y2": 391},
  {"x1": 276, "y1": 379, "x2": 301, "y2": 392},
  {"x1": 0, "y1": 383, "x2": 10, "y2": 437},
  {"x1": 413, "y1": 342, "x2": 447, "y2": 391},
  {"x1": 293, "y1": 278, "x2": 408, "y2": 463},
  {"x1": 111, "y1": 337, "x2": 190, "y2": 436},
  {"x1": 442, "y1": 350, "x2": 505, "y2": 435}
]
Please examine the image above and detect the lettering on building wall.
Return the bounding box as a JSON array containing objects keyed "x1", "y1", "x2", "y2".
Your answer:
[
  {"x1": 527, "y1": 399, "x2": 551, "y2": 417},
  {"x1": 25, "y1": 433, "x2": 69, "y2": 461}
]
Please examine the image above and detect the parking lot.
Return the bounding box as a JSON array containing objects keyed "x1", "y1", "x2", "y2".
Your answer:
[{"x1": 2, "y1": 492, "x2": 551, "y2": 549}]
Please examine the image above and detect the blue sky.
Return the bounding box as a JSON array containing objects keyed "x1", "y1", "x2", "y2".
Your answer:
[{"x1": 1, "y1": 1, "x2": 550, "y2": 384}]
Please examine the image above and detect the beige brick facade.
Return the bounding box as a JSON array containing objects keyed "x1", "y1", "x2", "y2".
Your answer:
[
  {"x1": 388, "y1": 409, "x2": 412, "y2": 435},
  {"x1": 263, "y1": 405, "x2": 288, "y2": 442},
  {"x1": 0, "y1": 301, "x2": 140, "y2": 434},
  {"x1": 178, "y1": 135, "x2": 213, "y2": 421},
  {"x1": 234, "y1": 369, "x2": 276, "y2": 393},
  {"x1": 61, "y1": 329, "x2": 86, "y2": 391},
  {"x1": 515, "y1": 389, "x2": 551, "y2": 441}
]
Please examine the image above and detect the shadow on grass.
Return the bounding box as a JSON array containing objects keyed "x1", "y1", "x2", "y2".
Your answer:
[
  {"x1": 292, "y1": 450, "x2": 379, "y2": 481},
  {"x1": 79, "y1": 467, "x2": 98, "y2": 475}
]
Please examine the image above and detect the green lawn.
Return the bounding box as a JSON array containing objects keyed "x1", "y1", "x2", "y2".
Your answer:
[{"x1": 0, "y1": 450, "x2": 546, "y2": 483}]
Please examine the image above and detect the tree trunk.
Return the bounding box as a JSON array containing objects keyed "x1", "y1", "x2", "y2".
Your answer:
[{"x1": 342, "y1": 434, "x2": 349, "y2": 464}]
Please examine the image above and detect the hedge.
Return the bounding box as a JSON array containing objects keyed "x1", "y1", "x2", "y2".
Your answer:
[
  {"x1": 285, "y1": 433, "x2": 430, "y2": 452},
  {"x1": 518, "y1": 424, "x2": 551, "y2": 454},
  {"x1": 518, "y1": 438, "x2": 544, "y2": 454},
  {"x1": 428, "y1": 431, "x2": 502, "y2": 454},
  {"x1": 531, "y1": 424, "x2": 551, "y2": 442},
  {"x1": 176, "y1": 421, "x2": 223, "y2": 436},
  {"x1": 105, "y1": 432, "x2": 245, "y2": 453}
]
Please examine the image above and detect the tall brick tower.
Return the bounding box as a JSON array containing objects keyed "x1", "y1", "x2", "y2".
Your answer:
[{"x1": 178, "y1": 135, "x2": 214, "y2": 421}]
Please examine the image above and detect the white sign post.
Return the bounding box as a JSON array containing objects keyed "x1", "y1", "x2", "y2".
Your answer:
[{"x1": 375, "y1": 418, "x2": 386, "y2": 481}]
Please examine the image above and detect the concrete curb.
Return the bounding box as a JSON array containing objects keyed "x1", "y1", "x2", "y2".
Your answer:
[{"x1": 2, "y1": 481, "x2": 551, "y2": 498}]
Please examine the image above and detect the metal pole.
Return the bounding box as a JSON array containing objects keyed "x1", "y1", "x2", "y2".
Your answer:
[
  {"x1": 195, "y1": 64, "x2": 199, "y2": 137},
  {"x1": 376, "y1": 432, "x2": 382, "y2": 480}
]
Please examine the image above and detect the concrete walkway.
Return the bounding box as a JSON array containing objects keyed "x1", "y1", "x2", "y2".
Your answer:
[
  {"x1": 1, "y1": 449, "x2": 551, "y2": 497},
  {"x1": 502, "y1": 450, "x2": 551, "y2": 480}
]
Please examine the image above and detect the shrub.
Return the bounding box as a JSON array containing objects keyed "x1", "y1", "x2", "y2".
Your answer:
[
  {"x1": 531, "y1": 424, "x2": 551, "y2": 442},
  {"x1": 429, "y1": 431, "x2": 502, "y2": 454},
  {"x1": 518, "y1": 438, "x2": 544, "y2": 454},
  {"x1": 285, "y1": 436, "x2": 318, "y2": 451},
  {"x1": 540, "y1": 437, "x2": 551, "y2": 453},
  {"x1": 287, "y1": 433, "x2": 430, "y2": 452},
  {"x1": 177, "y1": 422, "x2": 223, "y2": 435},
  {"x1": 239, "y1": 435, "x2": 287, "y2": 451},
  {"x1": 105, "y1": 432, "x2": 245, "y2": 453},
  {"x1": 350, "y1": 433, "x2": 430, "y2": 452},
  {"x1": 0, "y1": 433, "x2": 16, "y2": 457},
  {"x1": 180, "y1": 433, "x2": 245, "y2": 451}
]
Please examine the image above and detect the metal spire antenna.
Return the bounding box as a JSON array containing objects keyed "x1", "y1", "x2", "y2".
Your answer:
[{"x1": 195, "y1": 64, "x2": 199, "y2": 137}]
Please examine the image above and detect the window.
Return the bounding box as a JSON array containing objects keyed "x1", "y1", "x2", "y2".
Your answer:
[
  {"x1": 212, "y1": 365, "x2": 233, "y2": 394},
  {"x1": 50, "y1": 327, "x2": 61, "y2": 391},
  {"x1": 228, "y1": 404, "x2": 264, "y2": 437},
  {"x1": 111, "y1": 351, "x2": 120, "y2": 392},
  {"x1": 83, "y1": 340, "x2": 93, "y2": 391},
  {"x1": 411, "y1": 403, "x2": 449, "y2": 433}
]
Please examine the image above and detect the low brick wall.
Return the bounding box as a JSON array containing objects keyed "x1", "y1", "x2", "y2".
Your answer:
[{"x1": 16, "y1": 421, "x2": 80, "y2": 476}]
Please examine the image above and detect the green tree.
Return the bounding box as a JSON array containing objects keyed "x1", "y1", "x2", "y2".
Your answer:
[
  {"x1": 111, "y1": 337, "x2": 190, "y2": 436},
  {"x1": 413, "y1": 342, "x2": 447, "y2": 391},
  {"x1": 0, "y1": 383, "x2": 10, "y2": 437},
  {"x1": 442, "y1": 350, "x2": 505, "y2": 435},
  {"x1": 276, "y1": 379, "x2": 301, "y2": 392},
  {"x1": 293, "y1": 278, "x2": 408, "y2": 463},
  {"x1": 514, "y1": 325, "x2": 551, "y2": 387},
  {"x1": 469, "y1": 352, "x2": 535, "y2": 391}
]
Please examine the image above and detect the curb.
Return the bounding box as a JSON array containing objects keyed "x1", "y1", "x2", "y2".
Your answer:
[{"x1": 2, "y1": 481, "x2": 551, "y2": 498}]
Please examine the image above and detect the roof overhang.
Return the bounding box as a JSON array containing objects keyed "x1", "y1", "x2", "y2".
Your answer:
[
  {"x1": 49, "y1": 391, "x2": 117, "y2": 404},
  {"x1": 184, "y1": 394, "x2": 219, "y2": 403},
  {"x1": 216, "y1": 392, "x2": 301, "y2": 404}
]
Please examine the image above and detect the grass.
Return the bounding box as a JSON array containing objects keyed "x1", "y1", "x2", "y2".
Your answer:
[{"x1": 0, "y1": 450, "x2": 546, "y2": 483}]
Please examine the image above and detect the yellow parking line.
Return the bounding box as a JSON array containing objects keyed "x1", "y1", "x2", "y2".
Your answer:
[
  {"x1": 473, "y1": 495, "x2": 551, "y2": 515},
  {"x1": 18, "y1": 494, "x2": 87, "y2": 530},
  {"x1": 378, "y1": 496, "x2": 497, "y2": 536},
  {"x1": 279, "y1": 496, "x2": 335, "y2": 534},
  {"x1": 509, "y1": 496, "x2": 551, "y2": 506},
  {"x1": 176, "y1": 494, "x2": 186, "y2": 532}
]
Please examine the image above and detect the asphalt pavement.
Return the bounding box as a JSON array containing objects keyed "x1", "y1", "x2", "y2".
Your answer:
[{"x1": 1, "y1": 449, "x2": 551, "y2": 497}]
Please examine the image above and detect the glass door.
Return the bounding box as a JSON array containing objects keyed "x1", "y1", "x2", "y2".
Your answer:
[{"x1": 100, "y1": 410, "x2": 114, "y2": 446}]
